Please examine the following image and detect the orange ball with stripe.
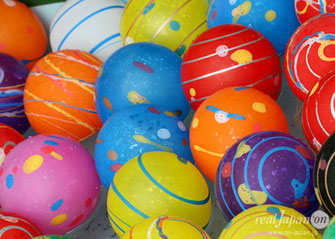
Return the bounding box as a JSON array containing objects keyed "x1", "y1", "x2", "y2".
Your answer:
[
  {"x1": 23, "y1": 49, "x2": 103, "y2": 142},
  {"x1": 0, "y1": 0, "x2": 47, "y2": 69},
  {"x1": 190, "y1": 87, "x2": 288, "y2": 182}
]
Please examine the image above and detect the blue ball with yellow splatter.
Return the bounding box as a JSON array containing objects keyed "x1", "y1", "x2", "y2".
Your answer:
[
  {"x1": 94, "y1": 42, "x2": 191, "y2": 123},
  {"x1": 215, "y1": 131, "x2": 318, "y2": 221},
  {"x1": 207, "y1": 0, "x2": 301, "y2": 55},
  {"x1": 94, "y1": 104, "x2": 193, "y2": 189}
]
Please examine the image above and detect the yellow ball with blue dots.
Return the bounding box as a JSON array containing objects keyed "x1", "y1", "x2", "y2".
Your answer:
[
  {"x1": 107, "y1": 151, "x2": 211, "y2": 237},
  {"x1": 122, "y1": 215, "x2": 211, "y2": 239},
  {"x1": 120, "y1": 0, "x2": 208, "y2": 56},
  {"x1": 219, "y1": 205, "x2": 321, "y2": 239}
]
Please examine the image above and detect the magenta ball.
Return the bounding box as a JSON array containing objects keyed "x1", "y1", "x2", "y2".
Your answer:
[{"x1": 0, "y1": 134, "x2": 100, "y2": 234}]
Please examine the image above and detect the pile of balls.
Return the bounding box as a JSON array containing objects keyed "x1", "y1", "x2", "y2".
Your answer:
[{"x1": 1, "y1": 0, "x2": 335, "y2": 238}]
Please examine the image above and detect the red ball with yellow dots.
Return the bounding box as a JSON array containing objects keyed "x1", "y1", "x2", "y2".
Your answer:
[
  {"x1": 23, "y1": 49, "x2": 103, "y2": 142},
  {"x1": 181, "y1": 24, "x2": 282, "y2": 110},
  {"x1": 295, "y1": 0, "x2": 335, "y2": 24},
  {"x1": 302, "y1": 70, "x2": 335, "y2": 152},
  {"x1": 284, "y1": 13, "x2": 335, "y2": 101},
  {"x1": 0, "y1": 123, "x2": 24, "y2": 167},
  {"x1": 189, "y1": 87, "x2": 289, "y2": 182},
  {"x1": 0, "y1": 0, "x2": 47, "y2": 69},
  {"x1": 0, "y1": 211, "x2": 43, "y2": 238}
]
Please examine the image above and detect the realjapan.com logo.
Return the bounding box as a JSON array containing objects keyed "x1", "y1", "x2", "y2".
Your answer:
[{"x1": 255, "y1": 209, "x2": 329, "y2": 230}]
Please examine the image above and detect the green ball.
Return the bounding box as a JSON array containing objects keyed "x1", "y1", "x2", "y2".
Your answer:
[
  {"x1": 324, "y1": 217, "x2": 335, "y2": 239},
  {"x1": 18, "y1": 0, "x2": 65, "y2": 7},
  {"x1": 32, "y1": 235, "x2": 72, "y2": 239}
]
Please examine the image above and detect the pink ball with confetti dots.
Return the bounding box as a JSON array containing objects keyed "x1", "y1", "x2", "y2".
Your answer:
[{"x1": 0, "y1": 134, "x2": 100, "y2": 235}]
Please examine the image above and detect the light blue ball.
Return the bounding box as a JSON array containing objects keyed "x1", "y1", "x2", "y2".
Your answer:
[
  {"x1": 207, "y1": 0, "x2": 300, "y2": 55},
  {"x1": 95, "y1": 42, "x2": 190, "y2": 123},
  {"x1": 94, "y1": 104, "x2": 194, "y2": 189}
]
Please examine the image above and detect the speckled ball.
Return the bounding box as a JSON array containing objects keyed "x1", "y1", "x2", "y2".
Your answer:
[
  {"x1": 95, "y1": 42, "x2": 190, "y2": 122},
  {"x1": 120, "y1": 0, "x2": 208, "y2": 56},
  {"x1": 0, "y1": 134, "x2": 100, "y2": 235},
  {"x1": 314, "y1": 132, "x2": 335, "y2": 216},
  {"x1": 207, "y1": 0, "x2": 300, "y2": 55},
  {"x1": 0, "y1": 52, "x2": 30, "y2": 133},
  {"x1": 94, "y1": 104, "x2": 193, "y2": 189},
  {"x1": 215, "y1": 131, "x2": 318, "y2": 221},
  {"x1": 190, "y1": 87, "x2": 288, "y2": 182}
]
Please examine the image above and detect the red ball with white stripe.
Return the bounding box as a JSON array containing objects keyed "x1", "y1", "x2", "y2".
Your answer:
[
  {"x1": 302, "y1": 70, "x2": 335, "y2": 152},
  {"x1": 181, "y1": 24, "x2": 282, "y2": 110},
  {"x1": 0, "y1": 211, "x2": 43, "y2": 238}
]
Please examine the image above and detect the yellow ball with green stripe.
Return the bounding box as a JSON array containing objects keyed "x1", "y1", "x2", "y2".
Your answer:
[
  {"x1": 219, "y1": 205, "x2": 321, "y2": 239},
  {"x1": 122, "y1": 215, "x2": 211, "y2": 239},
  {"x1": 120, "y1": 0, "x2": 208, "y2": 56},
  {"x1": 107, "y1": 151, "x2": 211, "y2": 237}
]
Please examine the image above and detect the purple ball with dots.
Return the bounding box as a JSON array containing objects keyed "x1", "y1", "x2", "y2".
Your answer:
[
  {"x1": 0, "y1": 53, "x2": 30, "y2": 133},
  {"x1": 215, "y1": 131, "x2": 318, "y2": 221}
]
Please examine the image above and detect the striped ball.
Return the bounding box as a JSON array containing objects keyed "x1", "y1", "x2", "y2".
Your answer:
[
  {"x1": 122, "y1": 216, "x2": 211, "y2": 239},
  {"x1": 181, "y1": 24, "x2": 282, "y2": 110},
  {"x1": 23, "y1": 49, "x2": 103, "y2": 142},
  {"x1": 219, "y1": 205, "x2": 321, "y2": 238},
  {"x1": 0, "y1": 211, "x2": 43, "y2": 238},
  {"x1": 50, "y1": 0, "x2": 124, "y2": 62},
  {"x1": 107, "y1": 151, "x2": 211, "y2": 237},
  {"x1": 216, "y1": 131, "x2": 318, "y2": 221},
  {"x1": 314, "y1": 132, "x2": 335, "y2": 216},
  {"x1": 120, "y1": 0, "x2": 208, "y2": 57},
  {"x1": 284, "y1": 13, "x2": 335, "y2": 101},
  {"x1": 0, "y1": 53, "x2": 30, "y2": 133},
  {"x1": 303, "y1": 70, "x2": 335, "y2": 152},
  {"x1": 295, "y1": 0, "x2": 335, "y2": 24},
  {"x1": 0, "y1": 123, "x2": 24, "y2": 167}
]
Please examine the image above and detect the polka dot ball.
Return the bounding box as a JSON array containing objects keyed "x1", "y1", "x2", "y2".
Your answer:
[{"x1": 0, "y1": 134, "x2": 100, "y2": 235}]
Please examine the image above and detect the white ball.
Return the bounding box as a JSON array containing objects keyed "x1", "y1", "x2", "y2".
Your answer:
[{"x1": 50, "y1": 0, "x2": 124, "y2": 62}]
